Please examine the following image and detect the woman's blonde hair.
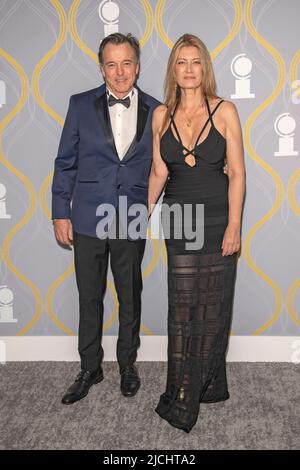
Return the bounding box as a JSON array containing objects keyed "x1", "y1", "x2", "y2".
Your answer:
[{"x1": 163, "y1": 33, "x2": 218, "y2": 129}]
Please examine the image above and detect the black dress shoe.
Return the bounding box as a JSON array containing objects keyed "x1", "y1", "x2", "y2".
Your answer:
[
  {"x1": 61, "y1": 368, "x2": 103, "y2": 405},
  {"x1": 120, "y1": 364, "x2": 140, "y2": 397}
]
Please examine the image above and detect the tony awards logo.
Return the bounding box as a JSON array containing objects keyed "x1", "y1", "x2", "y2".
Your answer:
[
  {"x1": 0, "y1": 183, "x2": 11, "y2": 219},
  {"x1": 231, "y1": 54, "x2": 255, "y2": 99},
  {"x1": 274, "y1": 113, "x2": 298, "y2": 157},
  {"x1": 98, "y1": 0, "x2": 120, "y2": 37},
  {"x1": 0, "y1": 286, "x2": 17, "y2": 323}
]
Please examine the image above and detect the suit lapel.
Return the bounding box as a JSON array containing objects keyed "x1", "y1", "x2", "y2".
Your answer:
[
  {"x1": 122, "y1": 88, "x2": 150, "y2": 162},
  {"x1": 136, "y1": 93, "x2": 150, "y2": 142},
  {"x1": 94, "y1": 87, "x2": 119, "y2": 160},
  {"x1": 94, "y1": 85, "x2": 150, "y2": 162}
]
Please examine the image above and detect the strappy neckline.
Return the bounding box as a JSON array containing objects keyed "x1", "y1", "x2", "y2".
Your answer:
[{"x1": 169, "y1": 98, "x2": 224, "y2": 158}]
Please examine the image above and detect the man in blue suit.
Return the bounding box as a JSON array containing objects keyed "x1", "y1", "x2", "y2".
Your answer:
[{"x1": 52, "y1": 33, "x2": 160, "y2": 404}]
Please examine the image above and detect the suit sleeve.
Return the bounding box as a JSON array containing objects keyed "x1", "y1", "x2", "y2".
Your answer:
[{"x1": 51, "y1": 95, "x2": 79, "y2": 219}]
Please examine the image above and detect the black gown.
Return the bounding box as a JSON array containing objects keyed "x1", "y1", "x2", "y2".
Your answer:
[{"x1": 155, "y1": 98, "x2": 238, "y2": 433}]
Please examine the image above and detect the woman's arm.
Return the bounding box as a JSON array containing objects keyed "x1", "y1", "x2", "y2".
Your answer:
[
  {"x1": 148, "y1": 105, "x2": 169, "y2": 216},
  {"x1": 221, "y1": 101, "x2": 246, "y2": 256}
]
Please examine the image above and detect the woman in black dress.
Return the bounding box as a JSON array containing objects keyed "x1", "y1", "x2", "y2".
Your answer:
[{"x1": 148, "y1": 34, "x2": 245, "y2": 433}]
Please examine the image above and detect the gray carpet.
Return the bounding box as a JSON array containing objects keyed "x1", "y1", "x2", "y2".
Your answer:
[{"x1": 0, "y1": 362, "x2": 299, "y2": 450}]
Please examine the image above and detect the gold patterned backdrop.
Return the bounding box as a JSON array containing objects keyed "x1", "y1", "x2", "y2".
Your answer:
[{"x1": 0, "y1": 0, "x2": 299, "y2": 338}]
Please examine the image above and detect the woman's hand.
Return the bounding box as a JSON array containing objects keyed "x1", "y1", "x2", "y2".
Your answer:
[{"x1": 221, "y1": 222, "x2": 240, "y2": 256}]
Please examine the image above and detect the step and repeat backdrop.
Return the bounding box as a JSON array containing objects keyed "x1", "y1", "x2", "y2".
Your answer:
[{"x1": 0, "y1": 0, "x2": 299, "y2": 341}]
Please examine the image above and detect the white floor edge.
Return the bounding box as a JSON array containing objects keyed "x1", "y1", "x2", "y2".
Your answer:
[{"x1": 0, "y1": 336, "x2": 300, "y2": 363}]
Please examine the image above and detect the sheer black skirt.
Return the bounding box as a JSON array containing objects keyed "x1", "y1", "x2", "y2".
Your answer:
[{"x1": 155, "y1": 251, "x2": 237, "y2": 433}]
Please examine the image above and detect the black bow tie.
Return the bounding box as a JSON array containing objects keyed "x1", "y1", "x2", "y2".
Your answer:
[{"x1": 108, "y1": 94, "x2": 131, "y2": 108}]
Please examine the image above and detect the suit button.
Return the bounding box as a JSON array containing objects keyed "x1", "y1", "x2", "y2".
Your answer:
[
  {"x1": 119, "y1": 163, "x2": 125, "y2": 167},
  {"x1": 117, "y1": 184, "x2": 122, "y2": 189}
]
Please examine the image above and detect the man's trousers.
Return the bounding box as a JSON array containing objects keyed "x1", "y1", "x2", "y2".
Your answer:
[{"x1": 73, "y1": 230, "x2": 146, "y2": 372}]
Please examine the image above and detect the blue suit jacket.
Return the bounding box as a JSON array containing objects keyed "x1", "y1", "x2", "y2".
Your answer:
[{"x1": 52, "y1": 84, "x2": 160, "y2": 238}]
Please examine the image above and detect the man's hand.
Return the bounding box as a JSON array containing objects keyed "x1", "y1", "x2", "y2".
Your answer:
[{"x1": 53, "y1": 219, "x2": 73, "y2": 247}]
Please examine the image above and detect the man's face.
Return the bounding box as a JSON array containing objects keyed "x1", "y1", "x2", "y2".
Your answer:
[{"x1": 100, "y1": 42, "x2": 139, "y2": 98}]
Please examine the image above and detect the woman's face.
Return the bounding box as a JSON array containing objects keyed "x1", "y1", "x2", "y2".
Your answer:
[{"x1": 174, "y1": 46, "x2": 203, "y2": 91}]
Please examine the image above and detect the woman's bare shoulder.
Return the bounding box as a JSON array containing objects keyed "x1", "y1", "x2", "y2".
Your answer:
[
  {"x1": 153, "y1": 104, "x2": 168, "y2": 119},
  {"x1": 152, "y1": 104, "x2": 168, "y2": 131},
  {"x1": 220, "y1": 100, "x2": 239, "y2": 121},
  {"x1": 209, "y1": 98, "x2": 239, "y2": 118}
]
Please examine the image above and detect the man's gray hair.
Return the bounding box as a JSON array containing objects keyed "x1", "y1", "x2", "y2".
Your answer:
[{"x1": 98, "y1": 33, "x2": 140, "y2": 65}]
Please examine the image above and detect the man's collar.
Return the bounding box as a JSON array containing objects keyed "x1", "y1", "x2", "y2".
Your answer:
[{"x1": 106, "y1": 87, "x2": 136, "y2": 101}]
